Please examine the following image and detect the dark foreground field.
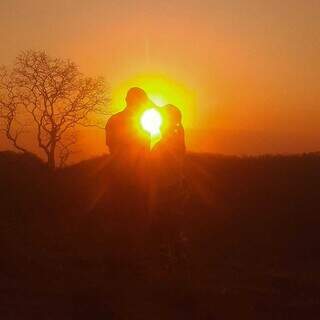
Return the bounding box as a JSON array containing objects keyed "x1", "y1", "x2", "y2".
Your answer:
[{"x1": 1, "y1": 151, "x2": 320, "y2": 319}]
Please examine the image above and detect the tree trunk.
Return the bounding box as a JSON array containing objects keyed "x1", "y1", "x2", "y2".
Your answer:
[{"x1": 48, "y1": 142, "x2": 56, "y2": 170}]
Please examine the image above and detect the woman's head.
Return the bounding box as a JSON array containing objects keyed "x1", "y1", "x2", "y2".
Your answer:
[
  {"x1": 162, "y1": 104, "x2": 182, "y2": 133},
  {"x1": 155, "y1": 104, "x2": 186, "y2": 155}
]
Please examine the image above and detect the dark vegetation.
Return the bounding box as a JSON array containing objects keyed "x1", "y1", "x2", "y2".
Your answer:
[
  {"x1": 0, "y1": 50, "x2": 108, "y2": 169},
  {"x1": 1, "y1": 151, "x2": 320, "y2": 319}
]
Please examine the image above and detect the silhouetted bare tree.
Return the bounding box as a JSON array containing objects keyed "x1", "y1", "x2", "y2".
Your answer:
[
  {"x1": 0, "y1": 66, "x2": 29, "y2": 153},
  {"x1": 0, "y1": 51, "x2": 108, "y2": 169}
]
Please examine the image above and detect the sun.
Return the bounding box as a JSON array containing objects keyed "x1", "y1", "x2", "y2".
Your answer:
[
  {"x1": 140, "y1": 108, "x2": 162, "y2": 136},
  {"x1": 111, "y1": 73, "x2": 196, "y2": 129}
]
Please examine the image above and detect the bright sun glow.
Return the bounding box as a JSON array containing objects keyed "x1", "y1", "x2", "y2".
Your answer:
[
  {"x1": 141, "y1": 108, "x2": 162, "y2": 136},
  {"x1": 149, "y1": 95, "x2": 166, "y2": 107},
  {"x1": 111, "y1": 73, "x2": 196, "y2": 129}
]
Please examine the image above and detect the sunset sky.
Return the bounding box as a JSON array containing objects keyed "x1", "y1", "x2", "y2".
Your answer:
[{"x1": 0, "y1": 0, "x2": 319, "y2": 157}]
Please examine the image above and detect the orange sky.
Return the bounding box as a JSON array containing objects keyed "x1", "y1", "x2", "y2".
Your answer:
[{"x1": 0, "y1": 0, "x2": 319, "y2": 158}]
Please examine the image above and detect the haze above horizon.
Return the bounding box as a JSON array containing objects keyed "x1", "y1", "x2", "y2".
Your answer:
[{"x1": 0, "y1": 0, "x2": 319, "y2": 156}]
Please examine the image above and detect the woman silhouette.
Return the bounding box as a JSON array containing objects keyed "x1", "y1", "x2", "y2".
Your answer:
[
  {"x1": 149, "y1": 104, "x2": 187, "y2": 264},
  {"x1": 153, "y1": 104, "x2": 186, "y2": 159}
]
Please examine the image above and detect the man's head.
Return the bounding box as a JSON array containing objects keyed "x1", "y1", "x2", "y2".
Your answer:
[{"x1": 126, "y1": 87, "x2": 149, "y2": 112}]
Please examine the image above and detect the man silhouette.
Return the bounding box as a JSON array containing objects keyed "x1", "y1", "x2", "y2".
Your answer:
[
  {"x1": 106, "y1": 87, "x2": 151, "y2": 157},
  {"x1": 104, "y1": 87, "x2": 151, "y2": 221}
]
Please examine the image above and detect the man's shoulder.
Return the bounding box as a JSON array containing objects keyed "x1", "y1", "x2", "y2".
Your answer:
[
  {"x1": 106, "y1": 110, "x2": 126, "y2": 127},
  {"x1": 111, "y1": 110, "x2": 126, "y2": 119}
]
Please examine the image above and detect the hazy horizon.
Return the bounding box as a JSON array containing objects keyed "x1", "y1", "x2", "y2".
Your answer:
[{"x1": 0, "y1": 0, "x2": 319, "y2": 158}]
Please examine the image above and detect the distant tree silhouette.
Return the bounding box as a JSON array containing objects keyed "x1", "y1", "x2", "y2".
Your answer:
[{"x1": 0, "y1": 50, "x2": 108, "y2": 169}]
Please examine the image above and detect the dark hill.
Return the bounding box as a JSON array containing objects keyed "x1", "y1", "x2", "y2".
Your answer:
[{"x1": 1, "y1": 151, "x2": 320, "y2": 319}]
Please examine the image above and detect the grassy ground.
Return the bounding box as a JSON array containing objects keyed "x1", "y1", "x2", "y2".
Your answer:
[{"x1": 1, "y1": 151, "x2": 320, "y2": 319}]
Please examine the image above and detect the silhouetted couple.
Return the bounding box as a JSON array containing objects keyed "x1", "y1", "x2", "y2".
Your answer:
[
  {"x1": 104, "y1": 87, "x2": 186, "y2": 233},
  {"x1": 106, "y1": 87, "x2": 185, "y2": 162}
]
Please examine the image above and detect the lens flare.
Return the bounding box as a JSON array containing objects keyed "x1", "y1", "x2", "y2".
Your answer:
[{"x1": 140, "y1": 108, "x2": 162, "y2": 136}]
